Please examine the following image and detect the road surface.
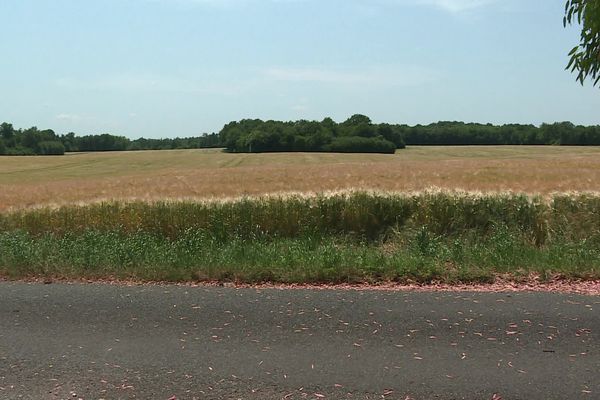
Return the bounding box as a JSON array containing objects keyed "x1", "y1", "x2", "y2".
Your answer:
[{"x1": 0, "y1": 282, "x2": 598, "y2": 399}]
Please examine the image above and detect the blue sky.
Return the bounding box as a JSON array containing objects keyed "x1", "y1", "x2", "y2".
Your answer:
[{"x1": 1, "y1": 0, "x2": 599, "y2": 138}]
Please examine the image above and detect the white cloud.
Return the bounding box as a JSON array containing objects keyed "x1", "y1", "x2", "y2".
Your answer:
[
  {"x1": 55, "y1": 113, "x2": 82, "y2": 122},
  {"x1": 263, "y1": 65, "x2": 439, "y2": 87},
  {"x1": 290, "y1": 104, "x2": 309, "y2": 112},
  {"x1": 144, "y1": 0, "x2": 301, "y2": 7},
  {"x1": 146, "y1": 0, "x2": 498, "y2": 13},
  {"x1": 409, "y1": 0, "x2": 497, "y2": 13},
  {"x1": 55, "y1": 65, "x2": 438, "y2": 98},
  {"x1": 379, "y1": 0, "x2": 498, "y2": 13},
  {"x1": 54, "y1": 74, "x2": 254, "y2": 96}
]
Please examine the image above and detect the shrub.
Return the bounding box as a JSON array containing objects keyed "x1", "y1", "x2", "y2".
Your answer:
[
  {"x1": 325, "y1": 136, "x2": 396, "y2": 154},
  {"x1": 36, "y1": 141, "x2": 65, "y2": 155},
  {"x1": 5, "y1": 146, "x2": 36, "y2": 155}
]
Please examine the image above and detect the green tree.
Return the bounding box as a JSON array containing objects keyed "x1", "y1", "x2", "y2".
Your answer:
[
  {"x1": 564, "y1": 0, "x2": 600, "y2": 87},
  {"x1": 61, "y1": 132, "x2": 77, "y2": 152},
  {"x1": 1, "y1": 122, "x2": 16, "y2": 147},
  {"x1": 343, "y1": 114, "x2": 372, "y2": 126},
  {"x1": 36, "y1": 141, "x2": 65, "y2": 155},
  {"x1": 21, "y1": 127, "x2": 40, "y2": 149}
]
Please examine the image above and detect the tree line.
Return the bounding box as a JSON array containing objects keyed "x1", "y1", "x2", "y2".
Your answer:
[
  {"x1": 220, "y1": 116, "x2": 600, "y2": 153},
  {"x1": 398, "y1": 121, "x2": 600, "y2": 146},
  {"x1": 0, "y1": 122, "x2": 220, "y2": 155},
  {"x1": 2, "y1": 116, "x2": 600, "y2": 156}
]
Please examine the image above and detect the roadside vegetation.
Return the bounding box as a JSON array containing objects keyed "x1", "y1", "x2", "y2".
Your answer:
[{"x1": 1, "y1": 191, "x2": 598, "y2": 283}]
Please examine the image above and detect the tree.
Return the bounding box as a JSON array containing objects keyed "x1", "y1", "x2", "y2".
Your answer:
[
  {"x1": 36, "y1": 141, "x2": 65, "y2": 155},
  {"x1": 61, "y1": 132, "x2": 77, "y2": 152},
  {"x1": 564, "y1": 0, "x2": 600, "y2": 87},
  {"x1": 1, "y1": 123, "x2": 16, "y2": 148},
  {"x1": 343, "y1": 114, "x2": 372, "y2": 126},
  {"x1": 1, "y1": 122, "x2": 15, "y2": 141},
  {"x1": 21, "y1": 127, "x2": 40, "y2": 149}
]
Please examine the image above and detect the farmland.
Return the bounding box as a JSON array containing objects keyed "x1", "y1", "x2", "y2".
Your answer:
[
  {"x1": 1, "y1": 146, "x2": 600, "y2": 284},
  {"x1": 1, "y1": 146, "x2": 600, "y2": 210}
]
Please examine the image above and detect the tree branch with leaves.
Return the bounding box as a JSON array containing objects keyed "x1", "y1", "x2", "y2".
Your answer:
[{"x1": 564, "y1": 0, "x2": 600, "y2": 87}]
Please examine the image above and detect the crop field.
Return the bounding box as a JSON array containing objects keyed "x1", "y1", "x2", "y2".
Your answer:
[
  {"x1": 1, "y1": 146, "x2": 599, "y2": 284},
  {"x1": 1, "y1": 146, "x2": 600, "y2": 211}
]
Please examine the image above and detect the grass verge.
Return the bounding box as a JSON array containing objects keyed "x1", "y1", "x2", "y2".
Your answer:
[{"x1": 1, "y1": 192, "x2": 599, "y2": 284}]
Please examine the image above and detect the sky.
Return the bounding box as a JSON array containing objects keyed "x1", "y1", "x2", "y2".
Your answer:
[{"x1": 1, "y1": 0, "x2": 599, "y2": 138}]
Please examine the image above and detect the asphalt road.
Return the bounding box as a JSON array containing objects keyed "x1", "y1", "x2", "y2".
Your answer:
[{"x1": 0, "y1": 283, "x2": 598, "y2": 400}]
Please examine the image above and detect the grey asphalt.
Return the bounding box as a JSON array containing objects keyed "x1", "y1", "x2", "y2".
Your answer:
[{"x1": 0, "y1": 283, "x2": 598, "y2": 400}]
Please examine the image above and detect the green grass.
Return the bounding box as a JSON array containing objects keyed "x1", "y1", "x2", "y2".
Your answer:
[
  {"x1": 1, "y1": 192, "x2": 599, "y2": 283},
  {"x1": 1, "y1": 228, "x2": 598, "y2": 283}
]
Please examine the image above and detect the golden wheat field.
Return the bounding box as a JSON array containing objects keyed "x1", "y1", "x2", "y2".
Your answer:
[{"x1": 1, "y1": 145, "x2": 600, "y2": 211}]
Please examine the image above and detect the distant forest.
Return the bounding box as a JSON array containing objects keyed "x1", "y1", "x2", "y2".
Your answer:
[
  {"x1": 221, "y1": 116, "x2": 600, "y2": 153},
  {"x1": 2, "y1": 115, "x2": 600, "y2": 155},
  {"x1": 0, "y1": 122, "x2": 220, "y2": 156}
]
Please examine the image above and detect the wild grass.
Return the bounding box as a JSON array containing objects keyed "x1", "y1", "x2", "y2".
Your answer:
[
  {"x1": 0, "y1": 227, "x2": 598, "y2": 283},
  {"x1": 0, "y1": 191, "x2": 550, "y2": 239},
  {"x1": 1, "y1": 192, "x2": 599, "y2": 283}
]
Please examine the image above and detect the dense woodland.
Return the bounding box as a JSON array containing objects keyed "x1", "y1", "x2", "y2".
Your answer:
[
  {"x1": 220, "y1": 115, "x2": 402, "y2": 154},
  {"x1": 2, "y1": 115, "x2": 600, "y2": 155},
  {"x1": 220, "y1": 116, "x2": 600, "y2": 153}
]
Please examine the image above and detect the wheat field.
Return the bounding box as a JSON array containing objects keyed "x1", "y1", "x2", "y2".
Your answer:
[
  {"x1": 3, "y1": 148, "x2": 600, "y2": 283},
  {"x1": 1, "y1": 146, "x2": 600, "y2": 211}
]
